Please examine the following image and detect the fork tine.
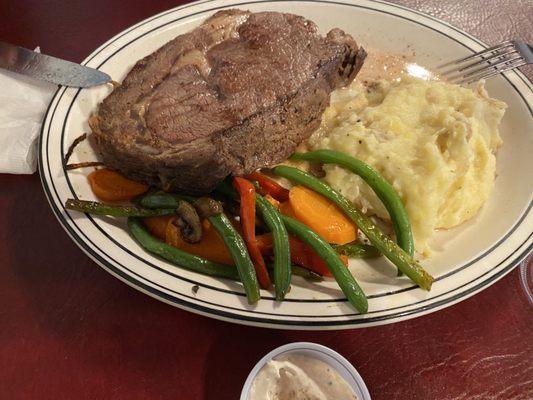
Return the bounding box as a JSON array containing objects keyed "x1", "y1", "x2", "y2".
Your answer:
[
  {"x1": 439, "y1": 48, "x2": 519, "y2": 76},
  {"x1": 437, "y1": 40, "x2": 514, "y2": 69},
  {"x1": 458, "y1": 60, "x2": 526, "y2": 84},
  {"x1": 446, "y1": 54, "x2": 523, "y2": 81}
]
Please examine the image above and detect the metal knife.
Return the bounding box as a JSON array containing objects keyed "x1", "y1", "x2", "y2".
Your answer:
[{"x1": 0, "y1": 41, "x2": 111, "y2": 88}]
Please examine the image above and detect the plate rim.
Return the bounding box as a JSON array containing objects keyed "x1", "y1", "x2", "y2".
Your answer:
[{"x1": 39, "y1": 0, "x2": 533, "y2": 329}]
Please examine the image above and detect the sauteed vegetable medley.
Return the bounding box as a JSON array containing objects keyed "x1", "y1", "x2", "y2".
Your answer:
[{"x1": 65, "y1": 150, "x2": 434, "y2": 313}]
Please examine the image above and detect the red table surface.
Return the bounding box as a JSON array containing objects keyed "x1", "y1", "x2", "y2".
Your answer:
[{"x1": 1, "y1": 1, "x2": 532, "y2": 399}]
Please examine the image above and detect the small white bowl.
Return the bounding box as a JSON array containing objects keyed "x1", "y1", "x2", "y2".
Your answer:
[{"x1": 240, "y1": 342, "x2": 371, "y2": 400}]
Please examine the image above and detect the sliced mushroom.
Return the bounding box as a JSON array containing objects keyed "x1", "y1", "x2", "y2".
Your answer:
[
  {"x1": 194, "y1": 197, "x2": 223, "y2": 219},
  {"x1": 173, "y1": 200, "x2": 202, "y2": 243}
]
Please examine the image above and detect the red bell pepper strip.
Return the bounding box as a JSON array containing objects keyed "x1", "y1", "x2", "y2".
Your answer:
[
  {"x1": 233, "y1": 177, "x2": 272, "y2": 289},
  {"x1": 255, "y1": 233, "x2": 348, "y2": 277},
  {"x1": 245, "y1": 171, "x2": 290, "y2": 202}
]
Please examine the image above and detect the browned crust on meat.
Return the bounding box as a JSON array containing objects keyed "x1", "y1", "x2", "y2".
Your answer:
[{"x1": 90, "y1": 9, "x2": 366, "y2": 194}]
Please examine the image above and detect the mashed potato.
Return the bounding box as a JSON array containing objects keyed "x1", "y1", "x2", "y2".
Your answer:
[{"x1": 308, "y1": 76, "x2": 506, "y2": 252}]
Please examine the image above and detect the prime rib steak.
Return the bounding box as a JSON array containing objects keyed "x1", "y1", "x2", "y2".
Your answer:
[{"x1": 89, "y1": 9, "x2": 366, "y2": 194}]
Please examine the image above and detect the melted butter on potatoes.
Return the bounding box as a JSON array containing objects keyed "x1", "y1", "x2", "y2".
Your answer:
[{"x1": 309, "y1": 76, "x2": 506, "y2": 253}]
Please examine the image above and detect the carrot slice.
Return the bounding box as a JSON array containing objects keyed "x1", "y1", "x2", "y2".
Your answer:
[
  {"x1": 288, "y1": 185, "x2": 357, "y2": 245},
  {"x1": 264, "y1": 194, "x2": 280, "y2": 210},
  {"x1": 278, "y1": 201, "x2": 357, "y2": 245},
  {"x1": 88, "y1": 169, "x2": 148, "y2": 202},
  {"x1": 165, "y1": 220, "x2": 235, "y2": 265},
  {"x1": 143, "y1": 216, "x2": 173, "y2": 241},
  {"x1": 278, "y1": 201, "x2": 297, "y2": 219}
]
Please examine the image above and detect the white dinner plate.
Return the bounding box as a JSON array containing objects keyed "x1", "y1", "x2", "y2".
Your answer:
[{"x1": 39, "y1": 0, "x2": 533, "y2": 329}]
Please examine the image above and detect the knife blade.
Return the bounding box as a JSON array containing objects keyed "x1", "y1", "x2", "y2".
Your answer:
[{"x1": 0, "y1": 41, "x2": 111, "y2": 88}]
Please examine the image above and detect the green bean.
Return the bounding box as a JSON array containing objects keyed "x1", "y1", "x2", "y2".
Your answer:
[
  {"x1": 291, "y1": 265, "x2": 323, "y2": 281},
  {"x1": 138, "y1": 191, "x2": 195, "y2": 209},
  {"x1": 208, "y1": 214, "x2": 260, "y2": 304},
  {"x1": 281, "y1": 215, "x2": 368, "y2": 313},
  {"x1": 255, "y1": 194, "x2": 291, "y2": 301},
  {"x1": 128, "y1": 217, "x2": 240, "y2": 280},
  {"x1": 291, "y1": 150, "x2": 414, "y2": 258},
  {"x1": 332, "y1": 242, "x2": 381, "y2": 258},
  {"x1": 216, "y1": 181, "x2": 292, "y2": 301},
  {"x1": 130, "y1": 217, "x2": 316, "y2": 287},
  {"x1": 272, "y1": 166, "x2": 433, "y2": 291},
  {"x1": 137, "y1": 191, "x2": 260, "y2": 304},
  {"x1": 65, "y1": 199, "x2": 175, "y2": 217}
]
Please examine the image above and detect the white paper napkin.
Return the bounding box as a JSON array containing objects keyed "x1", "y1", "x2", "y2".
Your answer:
[{"x1": 0, "y1": 48, "x2": 56, "y2": 174}]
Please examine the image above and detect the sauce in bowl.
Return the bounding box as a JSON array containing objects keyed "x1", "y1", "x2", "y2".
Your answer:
[{"x1": 250, "y1": 352, "x2": 358, "y2": 400}]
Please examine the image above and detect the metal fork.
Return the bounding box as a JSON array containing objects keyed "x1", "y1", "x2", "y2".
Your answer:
[{"x1": 437, "y1": 40, "x2": 532, "y2": 84}]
